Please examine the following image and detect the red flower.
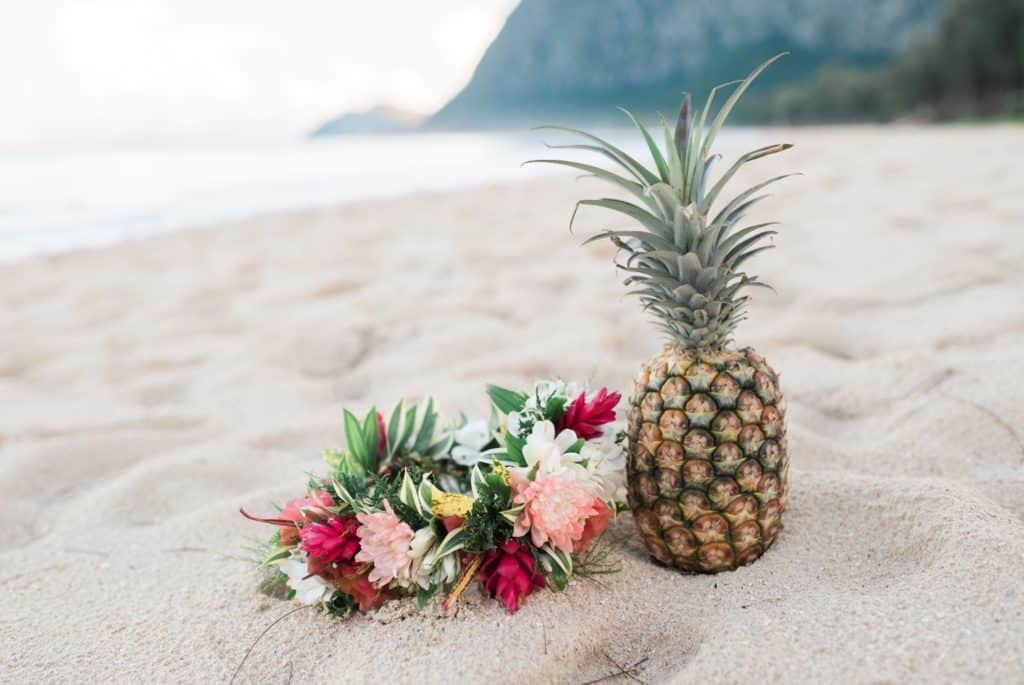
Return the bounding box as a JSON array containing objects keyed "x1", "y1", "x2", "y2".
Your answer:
[
  {"x1": 556, "y1": 388, "x2": 621, "y2": 440},
  {"x1": 477, "y1": 540, "x2": 546, "y2": 613},
  {"x1": 375, "y1": 411, "x2": 387, "y2": 457},
  {"x1": 309, "y1": 556, "x2": 392, "y2": 612},
  {"x1": 575, "y1": 499, "x2": 613, "y2": 553},
  {"x1": 279, "y1": 490, "x2": 334, "y2": 545},
  {"x1": 240, "y1": 490, "x2": 334, "y2": 546},
  {"x1": 299, "y1": 515, "x2": 360, "y2": 563},
  {"x1": 441, "y1": 515, "x2": 465, "y2": 532}
]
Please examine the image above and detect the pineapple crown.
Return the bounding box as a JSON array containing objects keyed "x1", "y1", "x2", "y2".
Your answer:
[{"x1": 528, "y1": 54, "x2": 796, "y2": 351}]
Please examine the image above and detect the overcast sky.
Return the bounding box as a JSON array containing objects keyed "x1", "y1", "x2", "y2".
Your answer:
[{"x1": 1, "y1": 0, "x2": 518, "y2": 145}]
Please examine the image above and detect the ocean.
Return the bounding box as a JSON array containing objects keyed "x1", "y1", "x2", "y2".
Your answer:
[{"x1": 0, "y1": 128, "x2": 748, "y2": 262}]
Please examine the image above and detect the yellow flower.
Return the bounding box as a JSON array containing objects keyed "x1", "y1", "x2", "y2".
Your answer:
[
  {"x1": 492, "y1": 463, "x2": 512, "y2": 486},
  {"x1": 429, "y1": 489, "x2": 475, "y2": 517}
]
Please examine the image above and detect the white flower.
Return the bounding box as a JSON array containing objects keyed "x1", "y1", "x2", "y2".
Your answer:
[
  {"x1": 407, "y1": 527, "x2": 437, "y2": 589},
  {"x1": 507, "y1": 379, "x2": 587, "y2": 442},
  {"x1": 409, "y1": 527, "x2": 460, "y2": 589},
  {"x1": 529, "y1": 379, "x2": 582, "y2": 409},
  {"x1": 409, "y1": 526, "x2": 436, "y2": 559},
  {"x1": 521, "y1": 420, "x2": 586, "y2": 479},
  {"x1": 281, "y1": 555, "x2": 330, "y2": 605},
  {"x1": 580, "y1": 427, "x2": 628, "y2": 504},
  {"x1": 451, "y1": 419, "x2": 492, "y2": 466}
]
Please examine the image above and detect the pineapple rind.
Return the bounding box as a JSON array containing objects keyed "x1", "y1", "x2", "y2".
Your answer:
[{"x1": 626, "y1": 344, "x2": 788, "y2": 572}]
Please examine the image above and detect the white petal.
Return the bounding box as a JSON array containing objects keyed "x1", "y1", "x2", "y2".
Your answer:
[
  {"x1": 454, "y1": 420, "x2": 491, "y2": 449},
  {"x1": 554, "y1": 428, "x2": 579, "y2": 452},
  {"x1": 533, "y1": 420, "x2": 556, "y2": 442},
  {"x1": 451, "y1": 445, "x2": 483, "y2": 466}
]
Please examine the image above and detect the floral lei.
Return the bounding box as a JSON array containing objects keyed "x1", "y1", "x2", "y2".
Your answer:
[{"x1": 242, "y1": 380, "x2": 625, "y2": 615}]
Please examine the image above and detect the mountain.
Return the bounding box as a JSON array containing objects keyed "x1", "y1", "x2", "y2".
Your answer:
[
  {"x1": 311, "y1": 105, "x2": 424, "y2": 137},
  {"x1": 428, "y1": 0, "x2": 945, "y2": 128}
]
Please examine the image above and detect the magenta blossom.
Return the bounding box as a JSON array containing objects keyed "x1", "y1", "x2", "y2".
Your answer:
[
  {"x1": 556, "y1": 388, "x2": 620, "y2": 440},
  {"x1": 478, "y1": 540, "x2": 546, "y2": 613},
  {"x1": 299, "y1": 515, "x2": 360, "y2": 563}
]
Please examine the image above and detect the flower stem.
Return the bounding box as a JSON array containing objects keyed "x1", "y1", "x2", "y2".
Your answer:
[{"x1": 442, "y1": 555, "x2": 483, "y2": 613}]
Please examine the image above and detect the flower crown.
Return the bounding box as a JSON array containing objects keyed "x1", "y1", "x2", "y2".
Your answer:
[{"x1": 242, "y1": 379, "x2": 624, "y2": 615}]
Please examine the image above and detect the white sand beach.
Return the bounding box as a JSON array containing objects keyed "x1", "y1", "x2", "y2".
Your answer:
[{"x1": 2, "y1": 126, "x2": 1023, "y2": 683}]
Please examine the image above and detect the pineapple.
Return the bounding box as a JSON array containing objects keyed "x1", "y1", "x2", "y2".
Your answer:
[{"x1": 531, "y1": 55, "x2": 792, "y2": 572}]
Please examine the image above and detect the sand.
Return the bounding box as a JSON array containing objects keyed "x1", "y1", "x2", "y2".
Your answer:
[{"x1": 2, "y1": 126, "x2": 1023, "y2": 684}]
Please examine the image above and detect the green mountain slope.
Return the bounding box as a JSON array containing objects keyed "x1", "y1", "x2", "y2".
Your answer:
[{"x1": 428, "y1": 0, "x2": 943, "y2": 128}]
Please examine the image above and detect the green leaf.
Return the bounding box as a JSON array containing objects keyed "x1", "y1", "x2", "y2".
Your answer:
[
  {"x1": 523, "y1": 159, "x2": 655, "y2": 212},
  {"x1": 483, "y1": 469, "x2": 512, "y2": 501},
  {"x1": 699, "y1": 53, "x2": 787, "y2": 168},
  {"x1": 534, "y1": 125, "x2": 660, "y2": 185},
  {"x1": 343, "y1": 409, "x2": 371, "y2": 473},
  {"x1": 500, "y1": 504, "x2": 524, "y2": 524},
  {"x1": 385, "y1": 399, "x2": 404, "y2": 458},
  {"x1": 549, "y1": 564, "x2": 568, "y2": 591},
  {"x1": 504, "y1": 433, "x2": 526, "y2": 466},
  {"x1": 362, "y1": 407, "x2": 380, "y2": 464},
  {"x1": 469, "y1": 465, "x2": 487, "y2": 498},
  {"x1": 424, "y1": 433, "x2": 455, "y2": 458},
  {"x1": 564, "y1": 438, "x2": 585, "y2": 454},
  {"x1": 322, "y1": 447, "x2": 344, "y2": 469},
  {"x1": 544, "y1": 394, "x2": 569, "y2": 422},
  {"x1": 581, "y1": 229, "x2": 678, "y2": 253},
  {"x1": 660, "y1": 113, "x2": 684, "y2": 192},
  {"x1": 331, "y1": 476, "x2": 365, "y2": 512},
  {"x1": 397, "y1": 403, "x2": 418, "y2": 454},
  {"x1": 418, "y1": 477, "x2": 434, "y2": 507},
  {"x1": 485, "y1": 384, "x2": 527, "y2": 414},
  {"x1": 646, "y1": 183, "x2": 682, "y2": 223},
  {"x1": 399, "y1": 470, "x2": 423, "y2": 516},
  {"x1": 411, "y1": 398, "x2": 438, "y2": 454},
  {"x1": 544, "y1": 544, "x2": 574, "y2": 576},
  {"x1": 259, "y1": 548, "x2": 292, "y2": 567},
  {"x1": 619, "y1": 107, "x2": 669, "y2": 182},
  {"x1": 577, "y1": 198, "x2": 673, "y2": 240},
  {"x1": 416, "y1": 586, "x2": 436, "y2": 609},
  {"x1": 701, "y1": 144, "x2": 792, "y2": 214},
  {"x1": 711, "y1": 174, "x2": 798, "y2": 228},
  {"x1": 434, "y1": 526, "x2": 468, "y2": 558},
  {"x1": 689, "y1": 78, "x2": 742, "y2": 192}
]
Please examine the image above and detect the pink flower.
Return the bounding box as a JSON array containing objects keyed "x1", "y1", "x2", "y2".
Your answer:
[
  {"x1": 299, "y1": 515, "x2": 360, "y2": 563},
  {"x1": 556, "y1": 388, "x2": 621, "y2": 440},
  {"x1": 277, "y1": 489, "x2": 334, "y2": 546},
  {"x1": 477, "y1": 540, "x2": 546, "y2": 613},
  {"x1": 511, "y1": 471, "x2": 601, "y2": 553},
  {"x1": 355, "y1": 500, "x2": 415, "y2": 587}
]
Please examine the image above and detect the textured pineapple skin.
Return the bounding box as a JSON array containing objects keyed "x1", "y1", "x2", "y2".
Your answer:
[{"x1": 626, "y1": 345, "x2": 788, "y2": 572}]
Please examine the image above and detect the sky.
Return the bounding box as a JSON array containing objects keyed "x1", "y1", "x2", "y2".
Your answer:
[{"x1": 0, "y1": 0, "x2": 519, "y2": 146}]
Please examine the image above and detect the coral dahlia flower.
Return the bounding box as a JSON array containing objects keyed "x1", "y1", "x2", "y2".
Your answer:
[
  {"x1": 574, "y1": 498, "x2": 613, "y2": 553},
  {"x1": 511, "y1": 471, "x2": 601, "y2": 554},
  {"x1": 478, "y1": 540, "x2": 546, "y2": 613},
  {"x1": 556, "y1": 388, "x2": 621, "y2": 440},
  {"x1": 355, "y1": 500, "x2": 416, "y2": 587}
]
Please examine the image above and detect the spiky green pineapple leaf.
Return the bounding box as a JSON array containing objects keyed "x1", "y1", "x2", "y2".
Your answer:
[
  {"x1": 618, "y1": 107, "x2": 669, "y2": 182},
  {"x1": 533, "y1": 54, "x2": 796, "y2": 351}
]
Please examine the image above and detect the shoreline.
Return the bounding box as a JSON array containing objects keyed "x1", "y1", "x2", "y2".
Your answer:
[{"x1": 10, "y1": 123, "x2": 1023, "y2": 266}]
